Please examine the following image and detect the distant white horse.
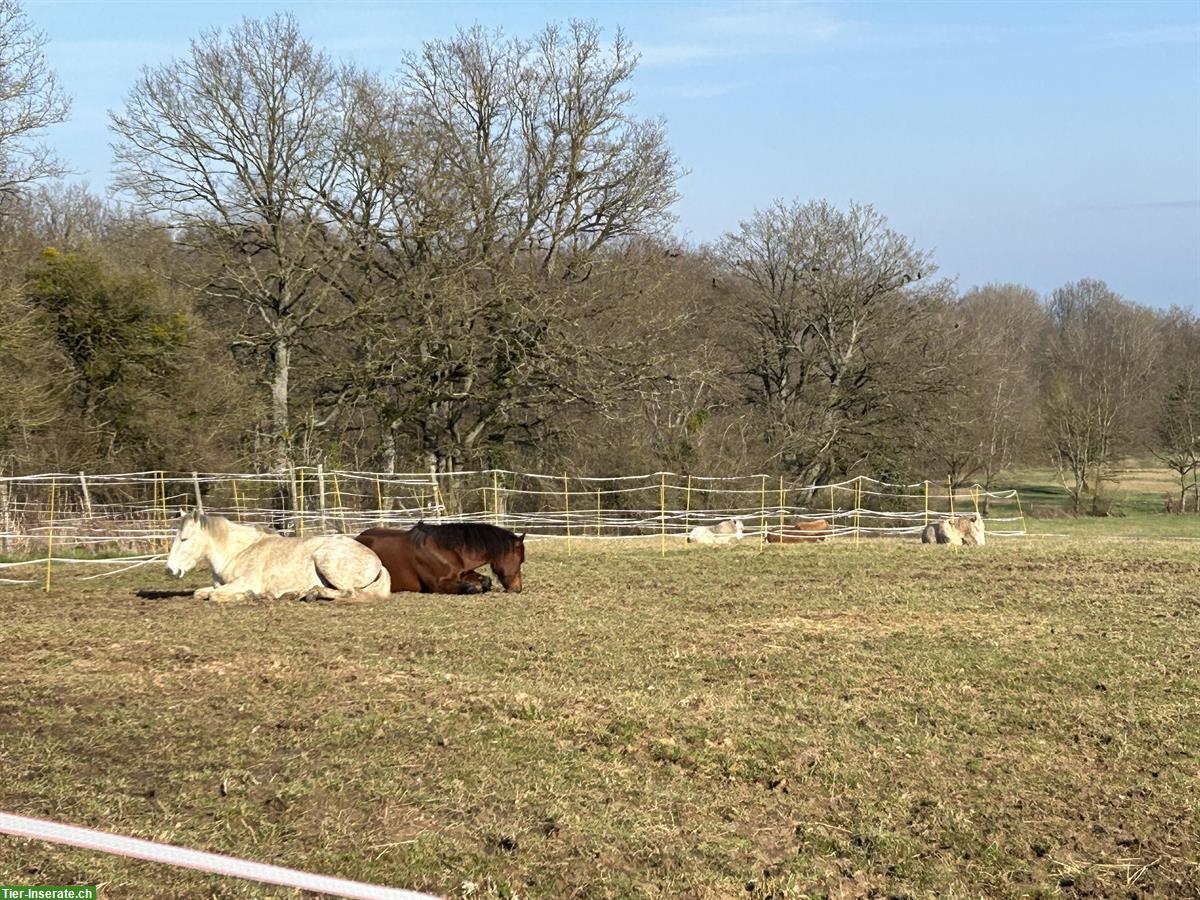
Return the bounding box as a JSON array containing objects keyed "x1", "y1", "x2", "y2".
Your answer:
[
  {"x1": 688, "y1": 519, "x2": 745, "y2": 545},
  {"x1": 921, "y1": 515, "x2": 986, "y2": 546},
  {"x1": 166, "y1": 510, "x2": 391, "y2": 602}
]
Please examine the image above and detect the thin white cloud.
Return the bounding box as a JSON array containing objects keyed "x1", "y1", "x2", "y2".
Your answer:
[
  {"x1": 636, "y1": 43, "x2": 726, "y2": 67},
  {"x1": 650, "y1": 81, "x2": 748, "y2": 100},
  {"x1": 635, "y1": 1, "x2": 848, "y2": 68},
  {"x1": 633, "y1": 0, "x2": 982, "y2": 70},
  {"x1": 1099, "y1": 24, "x2": 1200, "y2": 47}
]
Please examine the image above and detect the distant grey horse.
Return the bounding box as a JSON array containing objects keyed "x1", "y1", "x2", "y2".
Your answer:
[
  {"x1": 921, "y1": 515, "x2": 986, "y2": 546},
  {"x1": 687, "y1": 519, "x2": 745, "y2": 545}
]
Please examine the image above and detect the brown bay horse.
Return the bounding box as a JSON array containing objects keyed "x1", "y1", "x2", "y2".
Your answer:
[
  {"x1": 765, "y1": 519, "x2": 831, "y2": 544},
  {"x1": 356, "y1": 521, "x2": 526, "y2": 594}
]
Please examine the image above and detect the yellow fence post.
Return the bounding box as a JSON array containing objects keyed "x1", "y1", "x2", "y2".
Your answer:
[
  {"x1": 759, "y1": 474, "x2": 766, "y2": 551},
  {"x1": 493, "y1": 470, "x2": 500, "y2": 527},
  {"x1": 854, "y1": 476, "x2": 862, "y2": 547},
  {"x1": 595, "y1": 488, "x2": 601, "y2": 538},
  {"x1": 375, "y1": 476, "x2": 385, "y2": 527},
  {"x1": 923, "y1": 480, "x2": 929, "y2": 528},
  {"x1": 157, "y1": 470, "x2": 170, "y2": 553},
  {"x1": 230, "y1": 479, "x2": 243, "y2": 522},
  {"x1": 971, "y1": 486, "x2": 980, "y2": 518},
  {"x1": 778, "y1": 476, "x2": 785, "y2": 545},
  {"x1": 947, "y1": 476, "x2": 955, "y2": 516},
  {"x1": 829, "y1": 484, "x2": 835, "y2": 540},
  {"x1": 564, "y1": 473, "x2": 571, "y2": 555},
  {"x1": 331, "y1": 472, "x2": 347, "y2": 533},
  {"x1": 44, "y1": 476, "x2": 56, "y2": 593},
  {"x1": 155, "y1": 471, "x2": 162, "y2": 552},
  {"x1": 659, "y1": 473, "x2": 667, "y2": 557},
  {"x1": 1015, "y1": 490, "x2": 1028, "y2": 535},
  {"x1": 151, "y1": 471, "x2": 161, "y2": 553},
  {"x1": 685, "y1": 474, "x2": 693, "y2": 538}
]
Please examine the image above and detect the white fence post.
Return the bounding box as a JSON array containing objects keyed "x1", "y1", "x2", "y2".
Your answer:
[{"x1": 79, "y1": 471, "x2": 93, "y2": 518}]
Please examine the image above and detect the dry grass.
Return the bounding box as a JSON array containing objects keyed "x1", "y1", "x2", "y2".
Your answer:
[{"x1": 1, "y1": 536, "x2": 1198, "y2": 898}]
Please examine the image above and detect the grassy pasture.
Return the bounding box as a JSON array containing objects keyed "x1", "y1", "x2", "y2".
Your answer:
[
  {"x1": 1003, "y1": 458, "x2": 1198, "y2": 519},
  {"x1": 1, "y1": 535, "x2": 1198, "y2": 898}
]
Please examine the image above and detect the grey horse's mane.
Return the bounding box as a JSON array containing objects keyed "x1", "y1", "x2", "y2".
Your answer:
[{"x1": 187, "y1": 510, "x2": 274, "y2": 540}]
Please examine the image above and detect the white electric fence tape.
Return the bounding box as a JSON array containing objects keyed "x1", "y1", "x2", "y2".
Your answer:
[{"x1": 0, "y1": 812, "x2": 441, "y2": 900}]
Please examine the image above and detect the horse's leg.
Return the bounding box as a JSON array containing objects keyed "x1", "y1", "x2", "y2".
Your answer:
[
  {"x1": 427, "y1": 573, "x2": 487, "y2": 594},
  {"x1": 416, "y1": 545, "x2": 486, "y2": 594},
  {"x1": 195, "y1": 581, "x2": 262, "y2": 602},
  {"x1": 298, "y1": 586, "x2": 352, "y2": 603},
  {"x1": 461, "y1": 570, "x2": 493, "y2": 592}
]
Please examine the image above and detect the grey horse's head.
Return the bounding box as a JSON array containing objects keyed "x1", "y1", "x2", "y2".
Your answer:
[{"x1": 166, "y1": 509, "x2": 217, "y2": 577}]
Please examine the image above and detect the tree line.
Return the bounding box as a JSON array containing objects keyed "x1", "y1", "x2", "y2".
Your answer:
[{"x1": 0, "y1": 5, "x2": 1196, "y2": 513}]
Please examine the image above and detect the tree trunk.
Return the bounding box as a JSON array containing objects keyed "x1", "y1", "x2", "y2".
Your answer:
[
  {"x1": 271, "y1": 333, "x2": 291, "y2": 468},
  {"x1": 381, "y1": 428, "x2": 397, "y2": 475}
]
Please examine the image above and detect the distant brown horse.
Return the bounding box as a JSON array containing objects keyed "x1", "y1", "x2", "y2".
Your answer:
[
  {"x1": 766, "y1": 519, "x2": 831, "y2": 544},
  {"x1": 356, "y1": 522, "x2": 526, "y2": 594}
]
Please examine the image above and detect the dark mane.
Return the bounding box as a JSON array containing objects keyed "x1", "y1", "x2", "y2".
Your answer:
[{"x1": 409, "y1": 521, "x2": 521, "y2": 557}]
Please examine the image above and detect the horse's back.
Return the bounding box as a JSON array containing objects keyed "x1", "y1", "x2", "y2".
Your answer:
[
  {"x1": 769, "y1": 519, "x2": 830, "y2": 543},
  {"x1": 305, "y1": 535, "x2": 391, "y2": 596},
  {"x1": 223, "y1": 530, "x2": 387, "y2": 596},
  {"x1": 354, "y1": 527, "x2": 424, "y2": 592}
]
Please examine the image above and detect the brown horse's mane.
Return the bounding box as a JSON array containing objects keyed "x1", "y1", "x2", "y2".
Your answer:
[{"x1": 409, "y1": 521, "x2": 522, "y2": 558}]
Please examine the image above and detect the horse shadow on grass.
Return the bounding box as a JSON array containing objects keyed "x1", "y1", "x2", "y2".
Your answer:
[{"x1": 135, "y1": 588, "x2": 195, "y2": 600}]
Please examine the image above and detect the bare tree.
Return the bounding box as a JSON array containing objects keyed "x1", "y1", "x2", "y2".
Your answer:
[
  {"x1": 922, "y1": 284, "x2": 1044, "y2": 499},
  {"x1": 1041, "y1": 280, "x2": 1161, "y2": 514},
  {"x1": 0, "y1": 0, "x2": 68, "y2": 203},
  {"x1": 318, "y1": 21, "x2": 683, "y2": 473},
  {"x1": 1154, "y1": 309, "x2": 1200, "y2": 512},
  {"x1": 716, "y1": 199, "x2": 957, "y2": 486},
  {"x1": 110, "y1": 13, "x2": 349, "y2": 467}
]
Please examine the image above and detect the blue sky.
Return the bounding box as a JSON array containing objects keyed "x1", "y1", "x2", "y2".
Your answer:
[{"x1": 26, "y1": 0, "x2": 1200, "y2": 308}]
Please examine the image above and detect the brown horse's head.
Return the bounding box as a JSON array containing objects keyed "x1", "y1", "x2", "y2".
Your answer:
[{"x1": 492, "y1": 532, "x2": 526, "y2": 592}]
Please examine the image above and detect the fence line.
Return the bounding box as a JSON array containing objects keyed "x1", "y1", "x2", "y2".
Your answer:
[{"x1": 0, "y1": 468, "x2": 1026, "y2": 584}]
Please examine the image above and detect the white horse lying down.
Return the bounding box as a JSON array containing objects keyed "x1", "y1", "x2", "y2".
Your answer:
[
  {"x1": 921, "y1": 515, "x2": 986, "y2": 546},
  {"x1": 166, "y1": 510, "x2": 391, "y2": 602},
  {"x1": 688, "y1": 519, "x2": 745, "y2": 545}
]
